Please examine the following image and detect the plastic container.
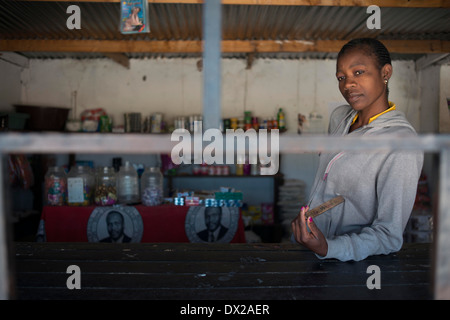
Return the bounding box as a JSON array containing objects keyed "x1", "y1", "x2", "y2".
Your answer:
[
  {"x1": 67, "y1": 165, "x2": 94, "y2": 206},
  {"x1": 94, "y1": 167, "x2": 118, "y2": 206},
  {"x1": 140, "y1": 167, "x2": 163, "y2": 206},
  {"x1": 277, "y1": 108, "x2": 286, "y2": 131},
  {"x1": 118, "y1": 161, "x2": 140, "y2": 204},
  {"x1": 44, "y1": 166, "x2": 67, "y2": 206}
]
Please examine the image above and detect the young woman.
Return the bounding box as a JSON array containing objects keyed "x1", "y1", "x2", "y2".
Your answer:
[{"x1": 291, "y1": 38, "x2": 424, "y2": 261}]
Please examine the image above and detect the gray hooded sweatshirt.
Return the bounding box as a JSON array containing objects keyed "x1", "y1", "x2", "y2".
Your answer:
[{"x1": 308, "y1": 104, "x2": 424, "y2": 261}]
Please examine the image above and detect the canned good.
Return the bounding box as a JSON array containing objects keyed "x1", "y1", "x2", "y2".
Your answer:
[
  {"x1": 124, "y1": 113, "x2": 142, "y2": 133},
  {"x1": 244, "y1": 111, "x2": 252, "y2": 126},
  {"x1": 151, "y1": 113, "x2": 162, "y2": 133},
  {"x1": 174, "y1": 116, "x2": 187, "y2": 130},
  {"x1": 237, "y1": 118, "x2": 245, "y2": 129},
  {"x1": 99, "y1": 116, "x2": 112, "y2": 133},
  {"x1": 252, "y1": 117, "x2": 259, "y2": 130},
  {"x1": 230, "y1": 118, "x2": 238, "y2": 130},
  {"x1": 223, "y1": 118, "x2": 231, "y2": 131},
  {"x1": 189, "y1": 115, "x2": 195, "y2": 132}
]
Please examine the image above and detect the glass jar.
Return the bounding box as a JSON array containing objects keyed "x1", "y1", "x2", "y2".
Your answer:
[
  {"x1": 140, "y1": 167, "x2": 163, "y2": 206},
  {"x1": 118, "y1": 161, "x2": 139, "y2": 204},
  {"x1": 44, "y1": 166, "x2": 67, "y2": 206},
  {"x1": 67, "y1": 165, "x2": 94, "y2": 206},
  {"x1": 94, "y1": 167, "x2": 118, "y2": 206}
]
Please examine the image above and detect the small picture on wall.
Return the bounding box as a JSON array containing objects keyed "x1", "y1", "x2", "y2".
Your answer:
[{"x1": 120, "y1": 0, "x2": 150, "y2": 34}]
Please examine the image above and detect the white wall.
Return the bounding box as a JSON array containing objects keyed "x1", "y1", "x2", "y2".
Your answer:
[
  {"x1": 19, "y1": 58, "x2": 421, "y2": 130},
  {"x1": 0, "y1": 59, "x2": 23, "y2": 111},
  {"x1": 439, "y1": 64, "x2": 450, "y2": 133},
  {"x1": 1, "y1": 57, "x2": 424, "y2": 198}
]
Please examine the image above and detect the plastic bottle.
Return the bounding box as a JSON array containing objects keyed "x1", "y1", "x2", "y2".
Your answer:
[
  {"x1": 140, "y1": 167, "x2": 164, "y2": 206},
  {"x1": 118, "y1": 161, "x2": 140, "y2": 204},
  {"x1": 44, "y1": 166, "x2": 67, "y2": 206},
  {"x1": 94, "y1": 166, "x2": 118, "y2": 206},
  {"x1": 277, "y1": 108, "x2": 286, "y2": 131},
  {"x1": 67, "y1": 165, "x2": 94, "y2": 206}
]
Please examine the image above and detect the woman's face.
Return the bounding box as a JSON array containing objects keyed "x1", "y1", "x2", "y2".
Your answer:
[{"x1": 336, "y1": 48, "x2": 392, "y2": 113}]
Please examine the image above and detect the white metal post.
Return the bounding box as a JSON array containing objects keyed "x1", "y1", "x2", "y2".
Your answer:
[
  {"x1": 435, "y1": 148, "x2": 450, "y2": 299},
  {"x1": 0, "y1": 155, "x2": 11, "y2": 299},
  {"x1": 202, "y1": 0, "x2": 222, "y2": 132}
]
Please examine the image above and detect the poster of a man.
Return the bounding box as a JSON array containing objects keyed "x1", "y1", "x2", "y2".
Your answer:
[
  {"x1": 196, "y1": 207, "x2": 228, "y2": 242},
  {"x1": 87, "y1": 206, "x2": 143, "y2": 243},
  {"x1": 185, "y1": 206, "x2": 239, "y2": 243},
  {"x1": 100, "y1": 211, "x2": 132, "y2": 243}
]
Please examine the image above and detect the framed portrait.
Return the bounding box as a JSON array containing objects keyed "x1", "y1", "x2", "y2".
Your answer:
[
  {"x1": 185, "y1": 206, "x2": 239, "y2": 243},
  {"x1": 87, "y1": 206, "x2": 144, "y2": 243}
]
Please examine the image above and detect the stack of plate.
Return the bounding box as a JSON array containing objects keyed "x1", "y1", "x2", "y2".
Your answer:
[{"x1": 277, "y1": 179, "x2": 307, "y2": 229}]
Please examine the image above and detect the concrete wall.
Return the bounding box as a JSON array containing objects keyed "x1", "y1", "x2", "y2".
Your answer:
[
  {"x1": 439, "y1": 64, "x2": 450, "y2": 133},
  {"x1": 18, "y1": 58, "x2": 421, "y2": 131},
  {"x1": 0, "y1": 58, "x2": 22, "y2": 111}
]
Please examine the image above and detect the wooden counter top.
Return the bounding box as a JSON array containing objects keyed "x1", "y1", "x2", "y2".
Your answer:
[{"x1": 13, "y1": 242, "x2": 432, "y2": 300}]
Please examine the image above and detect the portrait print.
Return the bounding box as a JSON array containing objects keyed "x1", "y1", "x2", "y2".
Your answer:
[
  {"x1": 87, "y1": 206, "x2": 143, "y2": 243},
  {"x1": 185, "y1": 206, "x2": 239, "y2": 243}
]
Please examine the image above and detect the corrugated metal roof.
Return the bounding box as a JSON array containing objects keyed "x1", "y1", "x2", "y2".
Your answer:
[{"x1": 0, "y1": 1, "x2": 449, "y2": 60}]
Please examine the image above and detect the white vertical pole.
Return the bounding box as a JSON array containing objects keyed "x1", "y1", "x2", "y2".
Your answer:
[
  {"x1": 0, "y1": 155, "x2": 11, "y2": 300},
  {"x1": 202, "y1": 0, "x2": 222, "y2": 132},
  {"x1": 435, "y1": 148, "x2": 450, "y2": 299}
]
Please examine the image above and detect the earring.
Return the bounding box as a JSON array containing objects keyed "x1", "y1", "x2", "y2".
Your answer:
[{"x1": 384, "y1": 79, "x2": 388, "y2": 85}]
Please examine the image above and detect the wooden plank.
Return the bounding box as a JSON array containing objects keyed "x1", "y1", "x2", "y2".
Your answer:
[
  {"x1": 20, "y1": 0, "x2": 450, "y2": 8},
  {"x1": 15, "y1": 271, "x2": 431, "y2": 290},
  {"x1": 15, "y1": 258, "x2": 432, "y2": 274},
  {"x1": 0, "y1": 156, "x2": 12, "y2": 300},
  {"x1": 1, "y1": 40, "x2": 449, "y2": 54},
  {"x1": 13, "y1": 242, "x2": 431, "y2": 262},
  {"x1": 16, "y1": 284, "x2": 432, "y2": 300}
]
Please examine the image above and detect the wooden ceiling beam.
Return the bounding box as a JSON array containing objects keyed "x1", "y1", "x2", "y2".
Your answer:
[
  {"x1": 1, "y1": 39, "x2": 449, "y2": 54},
  {"x1": 20, "y1": 0, "x2": 450, "y2": 8}
]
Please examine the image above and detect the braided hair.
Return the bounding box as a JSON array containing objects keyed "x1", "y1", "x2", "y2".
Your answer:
[{"x1": 337, "y1": 38, "x2": 392, "y2": 95}]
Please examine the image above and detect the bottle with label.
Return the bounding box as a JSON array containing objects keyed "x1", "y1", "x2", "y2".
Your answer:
[
  {"x1": 118, "y1": 161, "x2": 140, "y2": 204},
  {"x1": 277, "y1": 108, "x2": 286, "y2": 132},
  {"x1": 44, "y1": 166, "x2": 67, "y2": 206},
  {"x1": 94, "y1": 166, "x2": 118, "y2": 206},
  {"x1": 67, "y1": 165, "x2": 94, "y2": 206},
  {"x1": 140, "y1": 167, "x2": 163, "y2": 206}
]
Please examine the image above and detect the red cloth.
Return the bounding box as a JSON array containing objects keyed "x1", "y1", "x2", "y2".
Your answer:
[{"x1": 41, "y1": 205, "x2": 246, "y2": 243}]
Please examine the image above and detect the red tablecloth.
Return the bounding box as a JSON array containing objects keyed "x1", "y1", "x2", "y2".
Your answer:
[{"x1": 40, "y1": 205, "x2": 246, "y2": 243}]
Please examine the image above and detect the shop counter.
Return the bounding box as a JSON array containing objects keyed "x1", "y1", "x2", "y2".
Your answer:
[
  {"x1": 39, "y1": 205, "x2": 246, "y2": 243},
  {"x1": 14, "y1": 242, "x2": 432, "y2": 300}
]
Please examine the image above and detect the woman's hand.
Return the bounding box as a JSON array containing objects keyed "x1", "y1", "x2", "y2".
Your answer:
[{"x1": 291, "y1": 206, "x2": 328, "y2": 257}]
